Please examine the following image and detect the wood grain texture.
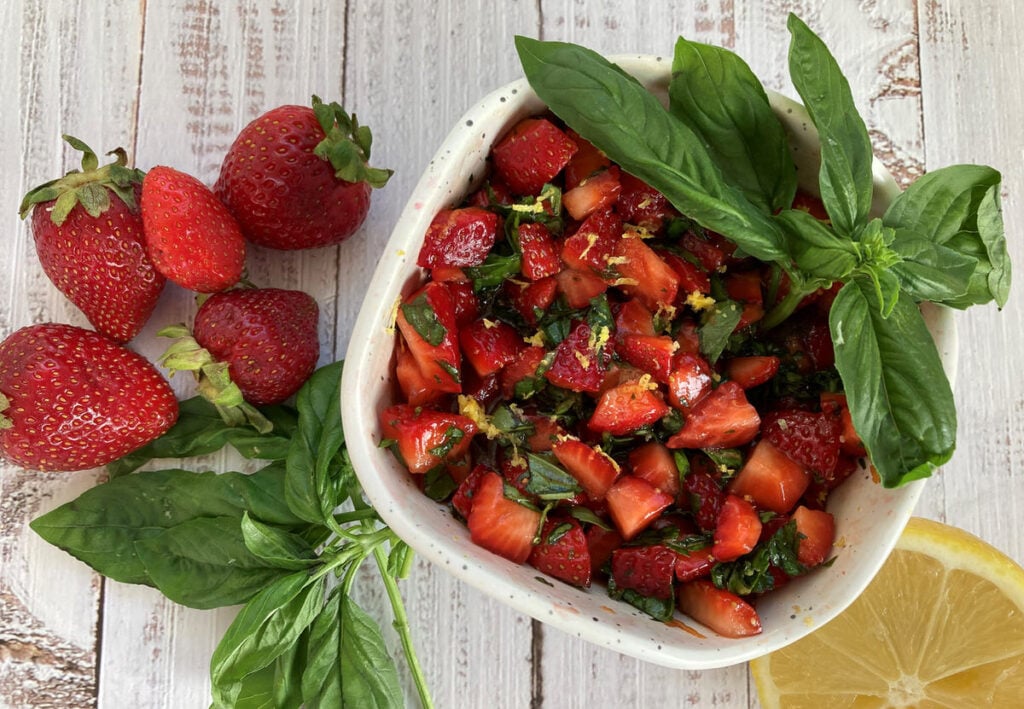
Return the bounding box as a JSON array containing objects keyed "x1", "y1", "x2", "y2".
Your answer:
[{"x1": 1, "y1": 2, "x2": 1021, "y2": 708}]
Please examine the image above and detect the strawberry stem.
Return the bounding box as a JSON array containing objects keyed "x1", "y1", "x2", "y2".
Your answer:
[{"x1": 310, "y1": 96, "x2": 394, "y2": 189}]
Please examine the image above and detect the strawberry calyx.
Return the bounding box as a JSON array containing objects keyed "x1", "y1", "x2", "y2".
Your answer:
[
  {"x1": 310, "y1": 96, "x2": 393, "y2": 189},
  {"x1": 157, "y1": 324, "x2": 272, "y2": 434},
  {"x1": 19, "y1": 135, "x2": 145, "y2": 226}
]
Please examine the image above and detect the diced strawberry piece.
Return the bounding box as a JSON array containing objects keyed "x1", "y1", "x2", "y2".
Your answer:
[
  {"x1": 674, "y1": 544, "x2": 716, "y2": 582},
  {"x1": 666, "y1": 381, "x2": 760, "y2": 449},
  {"x1": 517, "y1": 222, "x2": 561, "y2": 281},
  {"x1": 394, "y1": 336, "x2": 446, "y2": 407},
  {"x1": 524, "y1": 414, "x2": 564, "y2": 452},
  {"x1": 680, "y1": 230, "x2": 728, "y2": 273},
  {"x1": 555, "y1": 268, "x2": 607, "y2": 309},
  {"x1": 379, "y1": 404, "x2": 478, "y2": 474},
  {"x1": 674, "y1": 318, "x2": 701, "y2": 356},
  {"x1": 725, "y1": 270, "x2": 765, "y2": 329},
  {"x1": 528, "y1": 517, "x2": 592, "y2": 587},
  {"x1": 447, "y1": 455, "x2": 473, "y2": 485},
  {"x1": 728, "y1": 439, "x2": 810, "y2": 514},
  {"x1": 792, "y1": 505, "x2": 835, "y2": 568},
  {"x1": 628, "y1": 441, "x2": 680, "y2": 497},
  {"x1": 762, "y1": 407, "x2": 842, "y2": 477},
  {"x1": 492, "y1": 118, "x2": 578, "y2": 195},
  {"x1": 499, "y1": 454, "x2": 534, "y2": 501},
  {"x1": 462, "y1": 369, "x2": 499, "y2": 407},
  {"x1": 666, "y1": 352, "x2": 713, "y2": 410},
  {"x1": 467, "y1": 178, "x2": 514, "y2": 208},
  {"x1": 586, "y1": 525, "x2": 624, "y2": 575},
  {"x1": 725, "y1": 355, "x2": 780, "y2": 389},
  {"x1": 417, "y1": 207, "x2": 499, "y2": 268},
  {"x1": 684, "y1": 469, "x2": 725, "y2": 532},
  {"x1": 659, "y1": 250, "x2": 711, "y2": 297},
  {"x1": 436, "y1": 279, "x2": 479, "y2": 327},
  {"x1": 791, "y1": 190, "x2": 830, "y2": 221},
  {"x1": 563, "y1": 130, "x2": 611, "y2": 190},
  {"x1": 610, "y1": 544, "x2": 679, "y2": 599},
  {"x1": 563, "y1": 166, "x2": 621, "y2": 221},
  {"x1": 459, "y1": 317, "x2": 524, "y2": 377},
  {"x1": 588, "y1": 381, "x2": 669, "y2": 435},
  {"x1": 620, "y1": 335, "x2": 676, "y2": 383},
  {"x1": 561, "y1": 209, "x2": 622, "y2": 273},
  {"x1": 605, "y1": 476, "x2": 675, "y2": 540},
  {"x1": 802, "y1": 454, "x2": 859, "y2": 510},
  {"x1": 551, "y1": 437, "x2": 620, "y2": 500},
  {"x1": 821, "y1": 392, "x2": 866, "y2": 457},
  {"x1": 544, "y1": 321, "x2": 609, "y2": 393},
  {"x1": 611, "y1": 236, "x2": 680, "y2": 310},
  {"x1": 395, "y1": 281, "x2": 461, "y2": 394},
  {"x1": 504, "y1": 276, "x2": 558, "y2": 326},
  {"x1": 676, "y1": 579, "x2": 762, "y2": 638},
  {"x1": 712, "y1": 495, "x2": 762, "y2": 562},
  {"x1": 614, "y1": 298, "x2": 656, "y2": 338},
  {"x1": 499, "y1": 345, "x2": 548, "y2": 399},
  {"x1": 616, "y1": 172, "x2": 678, "y2": 233},
  {"x1": 452, "y1": 464, "x2": 490, "y2": 519},
  {"x1": 429, "y1": 265, "x2": 468, "y2": 283},
  {"x1": 467, "y1": 472, "x2": 541, "y2": 564}
]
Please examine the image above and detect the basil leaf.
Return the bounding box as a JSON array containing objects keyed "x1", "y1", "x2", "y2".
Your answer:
[
  {"x1": 711, "y1": 519, "x2": 806, "y2": 594},
  {"x1": 698, "y1": 299, "x2": 743, "y2": 363},
  {"x1": 241, "y1": 513, "x2": 319, "y2": 570},
  {"x1": 515, "y1": 36, "x2": 788, "y2": 263},
  {"x1": 338, "y1": 596, "x2": 404, "y2": 708},
  {"x1": 830, "y1": 279, "x2": 956, "y2": 486},
  {"x1": 108, "y1": 396, "x2": 297, "y2": 477},
  {"x1": 889, "y1": 235, "x2": 978, "y2": 304},
  {"x1": 465, "y1": 251, "x2": 522, "y2": 290},
  {"x1": 526, "y1": 452, "x2": 583, "y2": 500},
  {"x1": 883, "y1": 164, "x2": 1010, "y2": 307},
  {"x1": 787, "y1": 14, "x2": 874, "y2": 236},
  {"x1": 211, "y1": 572, "x2": 326, "y2": 708},
  {"x1": 134, "y1": 516, "x2": 289, "y2": 609},
  {"x1": 29, "y1": 464, "x2": 306, "y2": 585},
  {"x1": 669, "y1": 36, "x2": 797, "y2": 213},
  {"x1": 774, "y1": 208, "x2": 858, "y2": 280},
  {"x1": 301, "y1": 587, "x2": 344, "y2": 708},
  {"x1": 232, "y1": 634, "x2": 306, "y2": 709},
  {"x1": 399, "y1": 292, "x2": 446, "y2": 346}
]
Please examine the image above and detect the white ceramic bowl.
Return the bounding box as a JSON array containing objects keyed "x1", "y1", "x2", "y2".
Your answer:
[{"x1": 342, "y1": 55, "x2": 957, "y2": 669}]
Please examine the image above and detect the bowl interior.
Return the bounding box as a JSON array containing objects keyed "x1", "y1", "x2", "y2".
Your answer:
[{"x1": 341, "y1": 55, "x2": 957, "y2": 669}]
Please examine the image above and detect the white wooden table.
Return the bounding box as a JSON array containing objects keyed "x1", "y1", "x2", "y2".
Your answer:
[{"x1": 2, "y1": 2, "x2": 1022, "y2": 707}]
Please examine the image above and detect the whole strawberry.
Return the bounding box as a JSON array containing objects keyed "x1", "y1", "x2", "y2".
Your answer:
[
  {"x1": 160, "y1": 287, "x2": 319, "y2": 430},
  {"x1": 0, "y1": 323, "x2": 179, "y2": 472},
  {"x1": 19, "y1": 136, "x2": 165, "y2": 343},
  {"x1": 214, "y1": 96, "x2": 392, "y2": 250},
  {"x1": 141, "y1": 166, "x2": 246, "y2": 292}
]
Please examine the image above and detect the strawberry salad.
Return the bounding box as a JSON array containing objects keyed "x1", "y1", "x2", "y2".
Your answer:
[{"x1": 380, "y1": 115, "x2": 861, "y2": 638}]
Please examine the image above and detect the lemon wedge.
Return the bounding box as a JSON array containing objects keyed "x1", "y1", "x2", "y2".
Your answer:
[{"x1": 751, "y1": 517, "x2": 1024, "y2": 707}]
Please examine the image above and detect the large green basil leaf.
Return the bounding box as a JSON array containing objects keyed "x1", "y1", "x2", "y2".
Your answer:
[
  {"x1": 669, "y1": 36, "x2": 797, "y2": 213},
  {"x1": 232, "y1": 635, "x2": 305, "y2": 709},
  {"x1": 241, "y1": 512, "x2": 319, "y2": 570},
  {"x1": 29, "y1": 464, "x2": 307, "y2": 585},
  {"x1": 515, "y1": 36, "x2": 788, "y2": 263},
  {"x1": 774, "y1": 208, "x2": 858, "y2": 280},
  {"x1": 883, "y1": 164, "x2": 1009, "y2": 307},
  {"x1": 134, "y1": 516, "x2": 289, "y2": 609},
  {"x1": 889, "y1": 234, "x2": 978, "y2": 304},
  {"x1": 829, "y1": 279, "x2": 956, "y2": 486},
  {"x1": 301, "y1": 587, "x2": 344, "y2": 708},
  {"x1": 787, "y1": 14, "x2": 874, "y2": 237},
  {"x1": 338, "y1": 596, "x2": 404, "y2": 708}
]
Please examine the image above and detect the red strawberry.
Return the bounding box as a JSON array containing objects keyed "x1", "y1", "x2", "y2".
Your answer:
[
  {"x1": 791, "y1": 505, "x2": 835, "y2": 567},
  {"x1": 504, "y1": 277, "x2": 558, "y2": 326},
  {"x1": 561, "y1": 209, "x2": 622, "y2": 274},
  {"x1": 141, "y1": 166, "x2": 245, "y2": 293},
  {"x1": 459, "y1": 317, "x2": 524, "y2": 377},
  {"x1": 610, "y1": 544, "x2": 679, "y2": 599},
  {"x1": 588, "y1": 381, "x2": 669, "y2": 435},
  {"x1": 605, "y1": 475, "x2": 675, "y2": 540},
  {"x1": 712, "y1": 495, "x2": 762, "y2": 562},
  {"x1": 728, "y1": 439, "x2": 810, "y2": 515},
  {"x1": 215, "y1": 97, "x2": 392, "y2": 250},
  {"x1": 619, "y1": 335, "x2": 676, "y2": 384},
  {"x1": 659, "y1": 250, "x2": 711, "y2": 297},
  {"x1": 616, "y1": 172, "x2": 678, "y2": 233},
  {"x1": 528, "y1": 517, "x2": 592, "y2": 587},
  {"x1": 585, "y1": 525, "x2": 624, "y2": 575},
  {"x1": 499, "y1": 346, "x2": 548, "y2": 399},
  {"x1": 610, "y1": 235, "x2": 680, "y2": 310},
  {"x1": 379, "y1": 404, "x2": 478, "y2": 475},
  {"x1": 395, "y1": 336, "x2": 445, "y2": 407},
  {"x1": 417, "y1": 207, "x2": 499, "y2": 268},
  {"x1": 762, "y1": 407, "x2": 842, "y2": 477},
  {"x1": 491, "y1": 118, "x2": 577, "y2": 195},
  {"x1": 516, "y1": 222, "x2": 561, "y2": 280},
  {"x1": 467, "y1": 471, "x2": 541, "y2": 564},
  {"x1": 452, "y1": 464, "x2": 490, "y2": 519},
  {"x1": 666, "y1": 381, "x2": 760, "y2": 449},
  {"x1": 562, "y1": 166, "x2": 621, "y2": 221},
  {"x1": 724, "y1": 355, "x2": 780, "y2": 389},
  {"x1": 396, "y1": 282, "x2": 462, "y2": 396},
  {"x1": 820, "y1": 392, "x2": 867, "y2": 456},
  {"x1": 614, "y1": 299, "x2": 656, "y2": 339},
  {"x1": 555, "y1": 268, "x2": 607, "y2": 309},
  {"x1": 0, "y1": 323, "x2": 178, "y2": 471},
  {"x1": 674, "y1": 544, "x2": 716, "y2": 582},
  {"x1": 666, "y1": 353, "x2": 713, "y2": 411},
  {"x1": 683, "y1": 470, "x2": 725, "y2": 532},
  {"x1": 563, "y1": 130, "x2": 611, "y2": 190},
  {"x1": 544, "y1": 321, "x2": 609, "y2": 393},
  {"x1": 628, "y1": 441, "x2": 680, "y2": 497},
  {"x1": 551, "y1": 437, "x2": 620, "y2": 501},
  {"x1": 676, "y1": 579, "x2": 762, "y2": 638},
  {"x1": 19, "y1": 136, "x2": 165, "y2": 343}
]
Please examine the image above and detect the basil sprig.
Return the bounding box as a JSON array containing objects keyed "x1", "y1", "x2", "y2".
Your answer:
[
  {"x1": 516, "y1": 14, "x2": 1010, "y2": 487},
  {"x1": 31, "y1": 362, "x2": 432, "y2": 708}
]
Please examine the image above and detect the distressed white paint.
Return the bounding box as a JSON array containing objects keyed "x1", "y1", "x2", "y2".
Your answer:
[{"x1": 1, "y1": 1, "x2": 1022, "y2": 707}]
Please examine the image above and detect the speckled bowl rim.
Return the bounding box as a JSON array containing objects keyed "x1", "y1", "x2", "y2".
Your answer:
[{"x1": 341, "y1": 54, "x2": 957, "y2": 669}]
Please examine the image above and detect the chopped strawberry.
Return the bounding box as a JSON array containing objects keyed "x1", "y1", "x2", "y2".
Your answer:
[
  {"x1": 491, "y1": 117, "x2": 577, "y2": 195},
  {"x1": 820, "y1": 392, "x2": 866, "y2": 456},
  {"x1": 589, "y1": 381, "x2": 669, "y2": 435},
  {"x1": 561, "y1": 209, "x2": 622, "y2": 273},
  {"x1": 610, "y1": 544, "x2": 678, "y2": 599},
  {"x1": 628, "y1": 441, "x2": 680, "y2": 497},
  {"x1": 395, "y1": 281, "x2": 462, "y2": 394},
  {"x1": 712, "y1": 495, "x2": 762, "y2": 562},
  {"x1": 467, "y1": 472, "x2": 541, "y2": 564},
  {"x1": 394, "y1": 337, "x2": 445, "y2": 407},
  {"x1": 459, "y1": 317, "x2": 524, "y2": 377},
  {"x1": 524, "y1": 414, "x2": 565, "y2": 452},
  {"x1": 544, "y1": 321, "x2": 609, "y2": 393},
  {"x1": 379, "y1": 404, "x2": 478, "y2": 474},
  {"x1": 500, "y1": 454, "x2": 534, "y2": 501},
  {"x1": 437, "y1": 279, "x2": 479, "y2": 327},
  {"x1": 676, "y1": 579, "x2": 762, "y2": 638},
  {"x1": 463, "y1": 369, "x2": 499, "y2": 407},
  {"x1": 666, "y1": 381, "x2": 760, "y2": 449},
  {"x1": 659, "y1": 250, "x2": 712, "y2": 297},
  {"x1": 674, "y1": 318, "x2": 702, "y2": 356},
  {"x1": 674, "y1": 544, "x2": 716, "y2": 582},
  {"x1": 605, "y1": 476, "x2": 675, "y2": 540},
  {"x1": 529, "y1": 518, "x2": 592, "y2": 587},
  {"x1": 517, "y1": 222, "x2": 561, "y2": 280},
  {"x1": 563, "y1": 130, "x2": 611, "y2": 190},
  {"x1": 728, "y1": 439, "x2": 810, "y2": 514},
  {"x1": 563, "y1": 166, "x2": 621, "y2": 221},
  {"x1": 725, "y1": 355, "x2": 780, "y2": 389},
  {"x1": 611, "y1": 236, "x2": 680, "y2": 310},
  {"x1": 614, "y1": 298, "x2": 656, "y2": 338},
  {"x1": 452, "y1": 464, "x2": 490, "y2": 519},
  {"x1": 683, "y1": 470, "x2": 725, "y2": 532},
  {"x1": 666, "y1": 352, "x2": 713, "y2": 410},
  {"x1": 680, "y1": 230, "x2": 728, "y2": 273},
  {"x1": 555, "y1": 267, "x2": 608, "y2": 309},
  {"x1": 467, "y1": 177, "x2": 514, "y2": 208},
  {"x1": 762, "y1": 407, "x2": 842, "y2": 477},
  {"x1": 792, "y1": 505, "x2": 835, "y2": 567},
  {"x1": 724, "y1": 270, "x2": 765, "y2": 329},
  {"x1": 417, "y1": 207, "x2": 499, "y2": 268},
  {"x1": 499, "y1": 345, "x2": 548, "y2": 399},
  {"x1": 551, "y1": 437, "x2": 620, "y2": 500},
  {"x1": 620, "y1": 335, "x2": 676, "y2": 383},
  {"x1": 616, "y1": 172, "x2": 678, "y2": 233},
  {"x1": 586, "y1": 525, "x2": 624, "y2": 575},
  {"x1": 504, "y1": 276, "x2": 557, "y2": 326}
]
